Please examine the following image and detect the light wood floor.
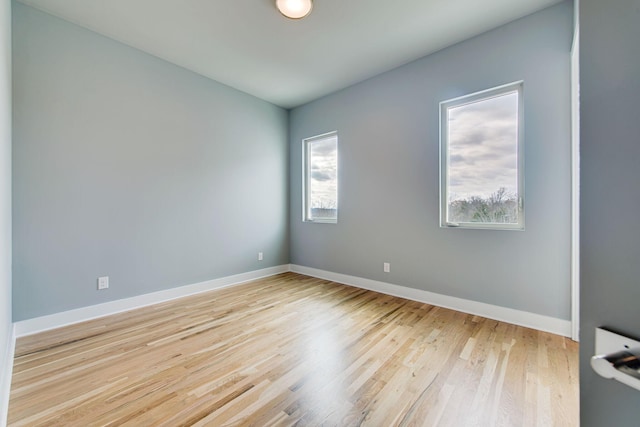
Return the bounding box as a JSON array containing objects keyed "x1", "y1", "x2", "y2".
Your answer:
[{"x1": 8, "y1": 273, "x2": 579, "y2": 426}]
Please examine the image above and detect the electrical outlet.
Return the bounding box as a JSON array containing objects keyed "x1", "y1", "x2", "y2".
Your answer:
[
  {"x1": 383, "y1": 262, "x2": 390, "y2": 273},
  {"x1": 97, "y1": 276, "x2": 109, "y2": 290},
  {"x1": 258, "y1": 252, "x2": 263, "y2": 261}
]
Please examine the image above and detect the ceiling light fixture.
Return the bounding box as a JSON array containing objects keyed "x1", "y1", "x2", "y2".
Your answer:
[{"x1": 276, "y1": 0, "x2": 313, "y2": 19}]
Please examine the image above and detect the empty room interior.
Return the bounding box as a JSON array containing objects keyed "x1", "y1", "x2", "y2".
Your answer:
[{"x1": 1, "y1": 0, "x2": 639, "y2": 425}]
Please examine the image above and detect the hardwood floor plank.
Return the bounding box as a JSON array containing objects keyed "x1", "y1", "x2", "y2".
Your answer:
[{"x1": 8, "y1": 272, "x2": 578, "y2": 426}]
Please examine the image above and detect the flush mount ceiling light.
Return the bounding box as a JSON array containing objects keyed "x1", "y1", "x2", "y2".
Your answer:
[{"x1": 276, "y1": 0, "x2": 313, "y2": 19}]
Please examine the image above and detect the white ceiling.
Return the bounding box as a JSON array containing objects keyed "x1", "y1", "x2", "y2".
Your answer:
[{"x1": 17, "y1": 0, "x2": 563, "y2": 109}]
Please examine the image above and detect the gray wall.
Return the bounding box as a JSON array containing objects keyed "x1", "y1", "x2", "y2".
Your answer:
[
  {"x1": 12, "y1": 3, "x2": 289, "y2": 321},
  {"x1": 0, "y1": 0, "x2": 12, "y2": 399},
  {"x1": 579, "y1": 0, "x2": 640, "y2": 424},
  {"x1": 289, "y1": 2, "x2": 573, "y2": 320}
]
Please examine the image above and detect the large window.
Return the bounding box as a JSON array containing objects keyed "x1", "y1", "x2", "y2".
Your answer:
[
  {"x1": 440, "y1": 82, "x2": 524, "y2": 230},
  {"x1": 303, "y1": 131, "x2": 338, "y2": 223}
]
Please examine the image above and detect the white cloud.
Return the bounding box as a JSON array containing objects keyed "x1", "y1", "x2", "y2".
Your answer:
[
  {"x1": 309, "y1": 137, "x2": 338, "y2": 208},
  {"x1": 447, "y1": 92, "x2": 518, "y2": 201}
]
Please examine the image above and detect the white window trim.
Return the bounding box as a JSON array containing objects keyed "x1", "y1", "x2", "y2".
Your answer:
[
  {"x1": 439, "y1": 81, "x2": 525, "y2": 231},
  {"x1": 303, "y1": 131, "x2": 338, "y2": 224}
]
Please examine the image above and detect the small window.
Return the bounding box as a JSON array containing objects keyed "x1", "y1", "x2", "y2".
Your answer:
[
  {"x1": 303, "y1": 131, "x2": 338, "y2": 223},
  {"x1": 440, "y1": 82, "x2": 524, "y2": 230}
]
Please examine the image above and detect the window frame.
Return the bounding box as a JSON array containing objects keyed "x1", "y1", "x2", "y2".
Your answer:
[
  {"x1": 302, "y1": 131, "x2": 338, "y2": 224},
  {"x1": 439, "y1": 81, "x2": 525, "y2": 231}
]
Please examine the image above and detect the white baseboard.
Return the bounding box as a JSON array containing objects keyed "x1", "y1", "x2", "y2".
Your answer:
[
  {"x1": 15, "y1": 265, "x2": 290, "y2": 338},
  {"x1": 13, "y1": 263, "x2": 572, "y2": 339},
  {"x1": 0, "y1": 324, "x2": 15, "y2": 427},
  {"x1": 290, "y1": 264, "x2": 572, "y2": 337}
]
